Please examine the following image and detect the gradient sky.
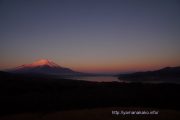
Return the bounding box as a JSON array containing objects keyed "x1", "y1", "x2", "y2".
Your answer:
[{"x1": 0, "y1": 0, "x2": 180, "y2": 73}]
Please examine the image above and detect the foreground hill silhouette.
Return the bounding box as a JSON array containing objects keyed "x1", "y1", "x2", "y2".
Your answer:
[
  {"x1": 0, "y1": 70, "x2": 180, "y2": 119},
  {"x1": 118, "y1": 66, "x2": 180, "y2": 83}
]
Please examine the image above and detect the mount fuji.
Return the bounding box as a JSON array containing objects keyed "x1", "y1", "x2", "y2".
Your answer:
[{"x1": 8, "y1": 59, "x2": 83, "y2": 75}]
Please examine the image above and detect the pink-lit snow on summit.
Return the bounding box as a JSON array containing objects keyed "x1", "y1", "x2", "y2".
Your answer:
[
  {"x1": 14, "y1": 59, "x2": 61, "y2": 69},
  {"x1": 30, "y1": 59, "x2": 60, "y2": 67},
  {"x1": 8, "y1": 59, "x2": 83, "y2": 75}
]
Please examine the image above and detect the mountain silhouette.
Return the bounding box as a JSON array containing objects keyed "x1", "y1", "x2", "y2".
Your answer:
[
  {"x1": 118, "y1": 66, "x2": 180, "y2": 82},
  {"x1": 8, "y1": 59, "x2": 82, "y2": 75}
]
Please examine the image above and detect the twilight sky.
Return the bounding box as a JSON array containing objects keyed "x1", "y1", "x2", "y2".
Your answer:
[{"x1": 0, "y1": 0, "x2": 180, "y2": 73}]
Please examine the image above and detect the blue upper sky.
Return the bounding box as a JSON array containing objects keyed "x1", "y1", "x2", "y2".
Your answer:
[{"x1": 0, "y1": 0, "x2": 180, "y2": 73}]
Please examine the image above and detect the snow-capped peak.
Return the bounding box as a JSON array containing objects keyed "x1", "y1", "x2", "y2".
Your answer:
[
  {"x1": 14, "y1": 59, "x2": 61, "y2": 69},
  {"x1": 7, "y1": 59, "x2": 82, "y2": 75},
  {"x1": 30, "y1": 59, "x2": 60, "y2": 67}
]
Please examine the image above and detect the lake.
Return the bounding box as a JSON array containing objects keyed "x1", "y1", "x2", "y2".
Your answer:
[
  {"x1": 67, "y1": 76, "x2": 125, "y2": 82},
  {"x1": 67, "y1": 76, "x2": 180, "y2": 84}
]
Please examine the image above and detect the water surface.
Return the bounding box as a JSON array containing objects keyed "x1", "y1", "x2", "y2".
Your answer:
[
  {"x1": 68, "y1": 76, "x2": 121, "y2": 82},
  {"x1": 67, "y1": 76, "x2": 180, "y2": 84}
]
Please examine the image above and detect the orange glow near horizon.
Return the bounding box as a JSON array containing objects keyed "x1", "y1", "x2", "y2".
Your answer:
[
  {"x1": 69, "y1": 62, "x2": 180, "y2": 73},
  {"x1": 0, "y1": 58, "x2": 180, "y2": 73}
]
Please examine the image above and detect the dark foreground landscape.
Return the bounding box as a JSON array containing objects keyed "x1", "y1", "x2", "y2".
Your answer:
[{"x1": 0, "y1": 71, "x2": 180, "y2": 120}]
